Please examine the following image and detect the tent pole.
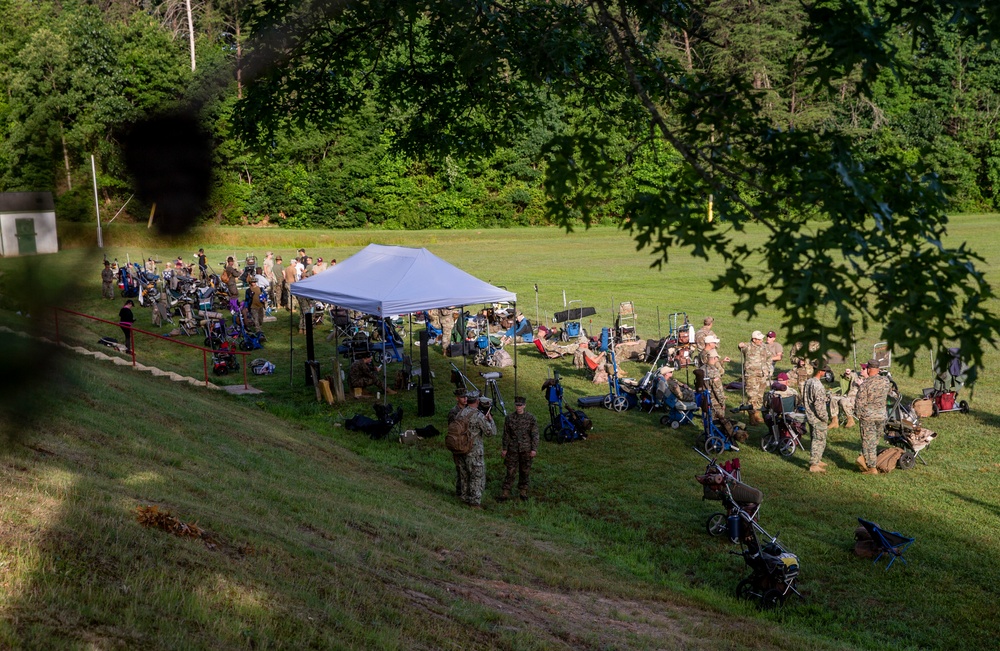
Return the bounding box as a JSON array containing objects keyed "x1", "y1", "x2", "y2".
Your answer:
[
  {"x1": 289, "y1": 288, "x2": 294, "y2": 387},
  {"x1": 513, "y1": 301, "x2": 518, "y2": 400},
  {"x1": 460, "y1": 305, "x2": 467, "y2": 382}
]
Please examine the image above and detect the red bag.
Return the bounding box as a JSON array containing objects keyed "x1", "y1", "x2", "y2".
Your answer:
[{"x1": 937, "y1": 392, "x2": 955, "y2": 411}]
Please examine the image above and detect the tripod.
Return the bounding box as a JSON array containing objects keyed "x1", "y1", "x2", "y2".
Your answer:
[{"x1": 480, "y1": 371, "x2": 507, "y2": 416}]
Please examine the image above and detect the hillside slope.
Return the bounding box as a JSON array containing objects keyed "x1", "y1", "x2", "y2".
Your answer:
[{"x1": 0, "y1": 343, "x2": 851, "y2": 650}]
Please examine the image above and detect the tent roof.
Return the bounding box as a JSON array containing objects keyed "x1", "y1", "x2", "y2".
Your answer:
[{"x1": 290, "y1": 244, "x2": 516, "y2": 315}]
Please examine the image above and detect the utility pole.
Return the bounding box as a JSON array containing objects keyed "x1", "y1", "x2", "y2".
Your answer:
[
  {"x1": 91, "y1": 155, "x2": 103, "y2": 248},
  {"x1": 185, "y1": 0, "x2": 196, "y2": 71}
]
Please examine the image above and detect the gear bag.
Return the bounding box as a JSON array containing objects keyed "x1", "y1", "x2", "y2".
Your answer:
[{"x1": 445, "y1": 414, "x2": 473, "y2": 454}]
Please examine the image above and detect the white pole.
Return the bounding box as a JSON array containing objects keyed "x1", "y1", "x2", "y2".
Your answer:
[
  {"x1": 91, "y1": 154, "x2": 103, "y2": 248},
  {"x1": 185, "y1": 0, "x2": 196, "y2": 72}
]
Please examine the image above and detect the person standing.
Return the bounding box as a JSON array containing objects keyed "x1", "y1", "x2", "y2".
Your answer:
[
  {"x1": 695, "y1": 317, "x2": 715, "y2": 351},
  {"x1": 196, "y1": 248, "x2": 208, "y2": 280},
  {"x1": 456, "y1": 391, "x2": 496, "y2": 509},
  {"x1": 101, "y1": 260, "x2": 115, "y2": 299},
  {"x1": 272, "y1": 255, "x2": 285, "y2": 309},
  {"x1": 313, "y1": 257, "x2": 328, "y2": 274},
  {"x1": 448, "y1": 388, "x2": 469, "y2": 498},
  {"x1": 246, "y1": 278, "x2": 264, "y2": 331},
  {"x1": 118, "y1": 299, "x2": 136, "y2": 353},
  {"x1": 297, "y1": 257, "x2": 312, "y2": 334},
  {"x1": 804, "y1": 365, "x2": 832, "y2": 473},
  {"x1": 738, "y1": 330, "x2": 770, "y2": 425},
  {"x1": 500, "y1": 396, "x2": 539, "y2": 501},
  {"x1": 703, "y1": 350, "x2": 728, "y2": 418},
  {"x1": 766, "y1": 331, "x2": 783, "y2": 375},
  {"x1": 855, "y1": 360, "x2": 892, "y2": 474},
  {"x1": 223, "y1": 256, "x2": 240, "y2": 311},
  {"x1": 282, "y1": 258, "x2": 297, "y2": 310},
  {"x1": 439, "y1": 307, "x2": 457, "y2": 356},
  {"x1": 697, "y1": 334, "x2": 730, "y2": 368}
]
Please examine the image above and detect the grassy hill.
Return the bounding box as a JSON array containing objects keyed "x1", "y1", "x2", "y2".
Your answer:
[{"x1": 2, "y1": 217, "x2": 1000, "y2": 649}]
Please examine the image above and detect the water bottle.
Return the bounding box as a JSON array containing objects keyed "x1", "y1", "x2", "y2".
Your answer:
[{"x1": 727, "y1": 514, "x2": 741, "y2": 543}]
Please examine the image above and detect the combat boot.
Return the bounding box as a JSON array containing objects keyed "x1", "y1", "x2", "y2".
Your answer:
[
  {"x1": 498, "y1": 489, "x2": 510, "y2": 502},
  {"x1": 829, "y1": 413, "x2": 840, "y2": 429},
  {"x1": 856, "y1": 455, "x2": 868, "y2": 472},
  {"x1": 861, "y1": 467, "x2": 879, "y2": 475},
  {"x1": 519, "y1": 489, "x2": 529, "y2": 501},
  {"x1": 748, "y1": 410, "x2": 763, "y2": 426},
  {"x1": 808, "y1": 464, "x2": 827, "y2": 473},
  {"x1": 845, "y1": 415, "x2": 856, "y2": 428}
]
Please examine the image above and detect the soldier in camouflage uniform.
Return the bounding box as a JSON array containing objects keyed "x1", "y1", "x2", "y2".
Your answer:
[
  {"x1": 854, "y1": 360, "x2": 892, "y2": 474},
  {"x1": 790, "y1": 342, "x2": 815, "y2": 407},
  {"x1": 803, "y1": 366, "x2": 831, "y2": 473},
  {"x1": 348, "y1": 355, "x2": 388, "y2": 397},
  {"x1": 448, "y1": 388, "x2": 468, "y2": 497},
  {"x1": 703, "y1": 350, "x2": 728, "y2": 418},
  {"x1": 101, "y1": 260, "x2": 115, "y2": 299},
  {"x1": 695, "y1": 317, "x2": 715, "y2": 351},
  {"x1": 829, "y1": 367, "x2": 864, "y2": 428},
  {"x1": 697, "y1": 334, "x2": 731, "y2": 369},
  {"x1": 456, "y1": 391, "x2": 496, "y2": 508},
  {"x1": 500, "y1": 396, "x2": 539, "y2": 500},
  {"x1": 439, "y1": 307, "x2": 457, "y2": 356},
  {"x1": 738, "y1": 331, "x2": 770, "y2": 425}
]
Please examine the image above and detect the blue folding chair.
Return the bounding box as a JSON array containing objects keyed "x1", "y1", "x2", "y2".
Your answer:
[{"x1": 857, "y1": 518, "x2": 915, "y2": 570}]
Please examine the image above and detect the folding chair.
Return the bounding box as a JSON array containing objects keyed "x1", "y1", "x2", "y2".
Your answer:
[{"x1": 857, "y1": 518, "x2": 915, "y2": 570}]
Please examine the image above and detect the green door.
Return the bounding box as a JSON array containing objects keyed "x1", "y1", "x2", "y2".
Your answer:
[{"x1": 15, "y1": 218, "x2": 36, "y2": 255}]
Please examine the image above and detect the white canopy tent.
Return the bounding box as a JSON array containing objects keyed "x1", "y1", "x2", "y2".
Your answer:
[
  {"x1": 290, "y1": 244, "x2": 516, "y2": 315},
  {"x1": 288, "y1": 244, "x2": 519, "y2": 406}
]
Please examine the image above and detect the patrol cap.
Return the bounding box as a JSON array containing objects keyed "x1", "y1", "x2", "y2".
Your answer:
[
  {"x1": 514, "y1": 396, "x2": 526, "y2": 405},
  {"x1": 751, "y1": 330, "x2": 765, "y2": 340},
  {"x1": 659, "y1": 365, "x2": 674, "y2": 374},
  {"x1": 454, "y1": 388, "x2": 467, "y2": 397},
  {"x1": 865, "y1": 359, "x2": 879, "y2": 369},
  {"x1": 704, "y1": 335, "x2": 720, "y2": 344},
  {"x1": 466, "y1": 389, "x2": 480, "y2": 400},
  {"x1": 104, "y1": 260, "x2": 110, "y2": 266},
  {"x1": 707, "y1": 350, "x2": 720, "y2": 359}
]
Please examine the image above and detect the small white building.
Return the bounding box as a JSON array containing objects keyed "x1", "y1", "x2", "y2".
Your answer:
[{"x1": 0, "y1": 192, "x2": 59, "y2": 256}]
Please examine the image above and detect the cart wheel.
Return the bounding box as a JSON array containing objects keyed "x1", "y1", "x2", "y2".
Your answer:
[
  {"x1": 603, "y1": 395, "x2": 614, "y2": 410},
  {"x1": 761, "y1": 434, "x2": 779, "y2": 454},
  {"x1": 612, "y1": 396, "x2": 629, "y2": 412},
  {"x1": 204, "y1": 337, "x2": 213, "y2": 347},
  {"x1": 671, "y1": 420, "x2": 681, "y2": 429},
  {"x1": 932, "y1": 401, "x2": 939, "y2": 416},
  {"x1": 543, "y1": 425, "x2": 557, "y2": 442},
  {"x1": 659, "y1": 415, "x2": 671, "y2": 426},
  {"x1": 898, "y1": 450, "x2": 916, "y2": 470},
  {"x1": 705, "y1": 436, "x2": 724, "y2": 455},
  {"x1": 706, "y1": 513, "x2": 727, "y2": 537},
  {"x1": 760, "y1": 589, "x2": 785, "y2": 610},
  {"x1": 735, "y1": 578, "x2": 755, "y2": 601},
  {"x1": 560, "y1": 427, "x2": 576, "y2": 443},
  {"x1": 214, "y1": 366, "x2": 227, "y2": 376},
  {"x1": 960, "y1": 400, "x2": 970, "y2": 414},
  {"x1": 779, "y1": 438, "x2": 796, "y2": 457}
]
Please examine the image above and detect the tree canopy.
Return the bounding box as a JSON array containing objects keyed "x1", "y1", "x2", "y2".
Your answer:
[{"x1": 2, "y1": 0, "x2": 1000, "y2": 372}]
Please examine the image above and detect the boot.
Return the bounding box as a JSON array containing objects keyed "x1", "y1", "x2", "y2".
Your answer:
[
  {"x1": 353, "y1": 387, "x2": 363, "y2": 399},
  {"x1": 498, "y1": 489, "x2": 510, "y2": 502},
  {"x1": 519, "y1": 488, "x2": 529, "y2": 501},
  {"x1": 861, "y1": 467, "x2": 879, "y2": 475},
  {"x1": 809, "y1": 464, "x2": 827, "y2": 473},
  {"x1": 856, "y1": 455, "x2": 869, "y2": 472},
  {"x1": 829, "y1": 413, "x2": 840, "y2": 429},
  {"x1": 748, "y1": 410, "x2": 763, "y2": 426},
  {"x1": 845, "y1": 415, "x2": 856, "y2": 428}
]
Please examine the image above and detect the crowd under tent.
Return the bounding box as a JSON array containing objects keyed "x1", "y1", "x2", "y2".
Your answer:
[{"x1": 289, "y1": 243, "x2": 518, "y2": 402}]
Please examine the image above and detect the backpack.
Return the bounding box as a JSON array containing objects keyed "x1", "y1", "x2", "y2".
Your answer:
[
  {"x1": 250, "y1": 358, "x2": 275, "y2": 375},
  {"x1": 445, "y1": 414, "x2": 473, "y2": 454},
  {"x1": 489, "y1": 349, "x2": 514, "y2": 367},
  {"x1": 221, "y1": 269, "x2": 231, "y2": 284}
]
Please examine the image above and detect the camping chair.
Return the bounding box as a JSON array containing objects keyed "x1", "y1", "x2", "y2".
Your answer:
[
  {"x1": 534, "y1": 338, "x2": 563, "y2": 359},
  {"x1": 857, "y1": 518, "x2": 915, "y2": 570}
]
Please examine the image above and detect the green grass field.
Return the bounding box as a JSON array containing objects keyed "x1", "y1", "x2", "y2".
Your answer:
[{"x1": 1, "y1": 216, "x2": 999, "y2": 649}]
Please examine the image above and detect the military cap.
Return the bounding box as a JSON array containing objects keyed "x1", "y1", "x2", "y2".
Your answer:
[
  {"x1": 466, "y1": 389, "x2": 480, "y2": 400},
  {"x1": 454, "y1": 388, "x2": 467, "y2": 397},
  {"x1": 514, "y1": 396, "x2": 526, "y2": 405},
  {"x1": 865, "y1": 359, "x2": 879, "y2": 369},
  {"x1": 707, "y1": 350, "x2": 720, "y2": 359},
  {"x1": 705, "y1": 334, "x2": 720, "y2": 344}
]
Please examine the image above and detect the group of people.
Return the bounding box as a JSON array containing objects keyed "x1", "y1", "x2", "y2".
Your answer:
[
  {"x1": 447, "y1": 389, "x2": 539, "y2": 508},
  {"x1": 659, "y1": 316, "x2": 898, "y2": 475}
]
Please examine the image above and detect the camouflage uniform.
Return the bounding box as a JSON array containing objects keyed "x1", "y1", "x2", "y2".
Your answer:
[
  {"x1": 830, "y1": 371, "x2": 863, "y2": 423},
  {"x1": 101, "y1": 266, "x2": 115, "y2": 299},
  {"x1": 855, "y1": 374, "x2": 892, "y2": 469},
  {"x1": 704, "y1": 363, "x2": 727, "y2": 418},
  {"x1": 456, "y1": 405, "x2": 497, "y2": 506},
  {"x1": 667, "y1": 377, "x2": 695, "y2": 402},
  {"x1": 439, "y1": 308, "x2": 457, "y2": 354},
  {"x1": 803, "y1": 376, "x2": 830, "y2": 465},
  {"x1": 348, "y1": 359, "x2": 384, "y2": 391},
  {"x1": 791, "y1": 357, "x2": 814, "y2": 406},
  {"x1": 742, "y1": 341, "x2": 771, "y2": 411},
  {"x1": 501, "y1": 410, "x2": 539, "y2": 495},
  {"x1": 695, "y1": 325, "x2": 715, "y2": 351},
  {"x1": 448, "y1": 403, "x2": 466, "y2": 497}
]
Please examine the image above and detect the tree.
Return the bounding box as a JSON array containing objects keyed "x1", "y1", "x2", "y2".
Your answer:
[{"x1": 231, "y1": 0, "x2": 999, "y2": 375}]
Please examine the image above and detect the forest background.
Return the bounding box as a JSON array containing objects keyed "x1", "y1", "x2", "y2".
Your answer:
[{"x1": 3, "y1": 0, "x2": 1000, "y2": 230}]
